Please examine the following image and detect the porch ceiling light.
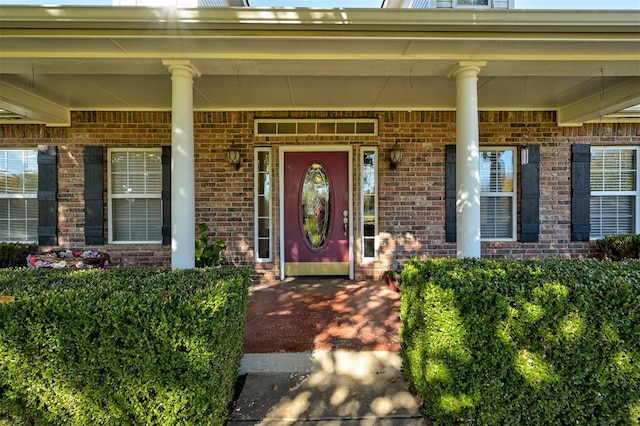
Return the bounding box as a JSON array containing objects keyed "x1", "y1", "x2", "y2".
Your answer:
[
  {"x1": 227, "y1": 142, "x2": 241, "y2": 170},
  {"x1": 390, "y1": 142, "x2": 403, "y2": 171}
]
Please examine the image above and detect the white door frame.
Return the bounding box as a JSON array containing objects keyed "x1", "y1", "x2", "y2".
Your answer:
[{"x1": 279, "y1": 145, "x2": 354, "y2": 280}]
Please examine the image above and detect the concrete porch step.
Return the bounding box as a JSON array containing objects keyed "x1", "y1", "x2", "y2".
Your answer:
[{"x1": 228, "y1": 351, "x2": 427, "y2": 425}]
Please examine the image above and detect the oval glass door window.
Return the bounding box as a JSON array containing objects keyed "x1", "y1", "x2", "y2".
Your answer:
[{"x1": 301, "y1": 163, "x2": 331, "y2": 249}]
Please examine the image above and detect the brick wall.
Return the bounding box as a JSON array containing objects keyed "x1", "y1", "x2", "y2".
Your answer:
[{"x1": 1, "y1": 111, "x2": 638, "y2": 278}]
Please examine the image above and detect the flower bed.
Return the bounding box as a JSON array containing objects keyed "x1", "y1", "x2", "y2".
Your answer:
[{"x1": 27, "y1": 249, "x2": 110, "y2": 269}]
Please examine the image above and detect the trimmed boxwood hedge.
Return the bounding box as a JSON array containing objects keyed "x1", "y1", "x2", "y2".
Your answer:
[
  {"x1": 0, "y1": 243, "x2": 37, "y2": 268},
  {"x1": 400, "y1": 258, "x2": 640, "y2": 426},
  {"x1": 0, "y1": 267, "x2": 251, "y2": 426},
  {"x1": 596, "y1": 234, "x2": 640, "y2": 261}
]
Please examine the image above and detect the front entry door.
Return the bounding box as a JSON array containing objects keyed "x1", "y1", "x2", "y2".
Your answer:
[{"x1": 283, "y1": 150, "x2": 350, "y2": 276}]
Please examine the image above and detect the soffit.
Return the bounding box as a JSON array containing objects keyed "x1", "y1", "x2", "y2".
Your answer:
[{"x1": 0, "y1": 6, "x2": 639, "y2": 126}]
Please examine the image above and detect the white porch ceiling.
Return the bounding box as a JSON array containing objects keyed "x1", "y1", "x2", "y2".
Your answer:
[{"x1": 0, "y1": 7, "x2": 639, "y2": 126}]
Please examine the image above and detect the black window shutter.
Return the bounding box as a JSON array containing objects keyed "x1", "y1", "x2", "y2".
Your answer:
[
  {"x1": 571, "y1": 144, "x2": 591, "y2": 241},
  {"x1": 445, "y1": 145, "x2": 457, "y2": 242},
  {"x1": 84, "y1": 146, "x2": 104, "y2": 245},
  {"x1": 37, "y1": 145, "x2": 57, "y2": 246},
  {"x1": 520, "y1": 145, "x2": 540, "y2": 243},
  {"x1": 162, "y1": 146, "x2": 171, "y2": 246}
]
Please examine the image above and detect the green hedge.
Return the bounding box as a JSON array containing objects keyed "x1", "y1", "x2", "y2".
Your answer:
[
  {"x1": 0, "y1": 243, "x2": 37, "y2": 268},
  {"x1": 400, "y1": 258, "x2": 640, "y2": 425},
  {"x1": 596, "y1": 234, "x2": 640, "y2": 260},
  {"x1": 0, "y1": 267, "x2": 251, "y2": 426}
]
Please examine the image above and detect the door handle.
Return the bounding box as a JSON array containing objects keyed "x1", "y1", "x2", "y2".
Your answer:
[{"x1": 343, "y1": 210, "x2": 349, "y2": 236}]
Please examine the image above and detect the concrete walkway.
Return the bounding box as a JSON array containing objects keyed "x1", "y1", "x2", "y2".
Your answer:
[{"x1": 227, "y1": 351, "x2": 427, "y2": 425}]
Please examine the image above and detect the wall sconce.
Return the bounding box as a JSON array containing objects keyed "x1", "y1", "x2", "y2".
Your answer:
[
  {"x1": 521, "y1": 146, "x2": 529, "y2": 165},
  {"x1": 390, "y1": 142, "x2": 403, "y2": 170},
  {"x1": 226, "y1": 142, "x2": 241, "y2": 170}
]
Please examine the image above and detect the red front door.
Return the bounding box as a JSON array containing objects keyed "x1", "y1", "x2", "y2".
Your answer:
[{"x1": 283, "y1": 151, "x2": 350, "y2": 276}]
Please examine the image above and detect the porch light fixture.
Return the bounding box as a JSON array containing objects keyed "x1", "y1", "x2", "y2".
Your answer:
[
  {"x1": 521, "y1": 146, "x2": 529, "y2": 165},
  {"x1": 390, "y1": 142, "x2": 403, "y2": 170},
  {"x1": 226, "y1": 142, "x2": 241, "y2": 170}
]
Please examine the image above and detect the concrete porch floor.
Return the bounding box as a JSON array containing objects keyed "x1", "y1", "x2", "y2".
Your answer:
[{"x1": 243, "y1": 277, "x2": 402, "y2": 354}]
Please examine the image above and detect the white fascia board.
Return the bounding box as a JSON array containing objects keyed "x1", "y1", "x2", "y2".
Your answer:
[
  {"x1": 558, "y1": 77, "x2": 640, "y2": 126},
  {"x1": 0, "y1": 81, "x2": 70, "y2": 127}
]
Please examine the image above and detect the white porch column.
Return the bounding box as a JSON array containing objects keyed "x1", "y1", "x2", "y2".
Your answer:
[
  {"x1": 163, "y1": 60, "x2": 201, "y2": 269},
  {"x1": 449, "y1": 61, "x2": 486, "y2": 259}
]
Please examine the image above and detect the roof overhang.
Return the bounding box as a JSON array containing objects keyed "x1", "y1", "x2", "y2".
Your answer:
[{"x1": 1, "y1": 6, "x2": 639, "y2": 126}]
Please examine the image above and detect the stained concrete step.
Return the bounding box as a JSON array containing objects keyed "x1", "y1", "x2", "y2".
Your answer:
[
  {"x1": 227, "y1": 351, "x2": 427, "y2": 425},
  {"x1": 227, "y1": 372, "x2": 426, "y2": 425}
]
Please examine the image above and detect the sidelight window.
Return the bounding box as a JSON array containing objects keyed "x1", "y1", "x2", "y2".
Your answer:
[
  {"x1": 361, "y1": 147, "x2": 378, "y2": 260},
  {"x1": 255, "y1": 148, "x2": 272, "y2": 261}
]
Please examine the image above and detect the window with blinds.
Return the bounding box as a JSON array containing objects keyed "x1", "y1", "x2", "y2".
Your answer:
[
  {"x1": 590, "y1": 147, "x2": 639, "y2": 239},
  {"x1": 0, "y1": 149, "x2": 38, "y2": 242},
  {"x1": 480, "y1": 147, "x2": 516, "y2": 240},
  {"x1": 108, "y1": 148, "x2": 162, "y2": 243}
]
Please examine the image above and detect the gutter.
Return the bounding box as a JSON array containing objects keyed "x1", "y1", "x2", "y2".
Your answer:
[{"x1": 0, "y1": 6, "x2": 639, "y2": 34}]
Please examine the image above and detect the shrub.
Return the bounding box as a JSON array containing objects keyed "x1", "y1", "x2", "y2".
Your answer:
[
  {"x1": 195, "y1": 223, "x2": 227, "y2": 267},
  {"x1": 0, "y1": 267, "x2": 251, "y2": 425},
  {"x1": 0, "y1": 243, "x2": 37, "y2": 268},
  {"x1": 401, "y1": 258, "x2": 640, "y2": 425},
  {"x1": 595, "y1": 234, "x2": 640, "y2": 261}
]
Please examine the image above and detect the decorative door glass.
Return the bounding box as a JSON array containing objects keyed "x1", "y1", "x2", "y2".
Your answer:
[{"x1": 301, "y1": 163, "x2": 331, "y2": 249}]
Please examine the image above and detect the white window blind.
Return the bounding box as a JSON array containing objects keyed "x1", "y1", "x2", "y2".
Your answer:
[
  {"x1": 481, "y1": 197, "x2": 513, "y2": 239},
  {"x1": 0, "y1": 150, "x2": 38, "y2": 242},
  {"x1": 480, "y1": 148, "x2": 516, "y2": 240},
  {"x1": 590, "y1": 147, "x2": 638, "y2": 238},
  {"x1": 109, "y1": 149, "x2": 162, "y2": 243}
]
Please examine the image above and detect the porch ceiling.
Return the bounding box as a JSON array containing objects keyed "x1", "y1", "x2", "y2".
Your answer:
[{"x1": 0, "y1": 7, "x2": 639, "y2": 126}]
